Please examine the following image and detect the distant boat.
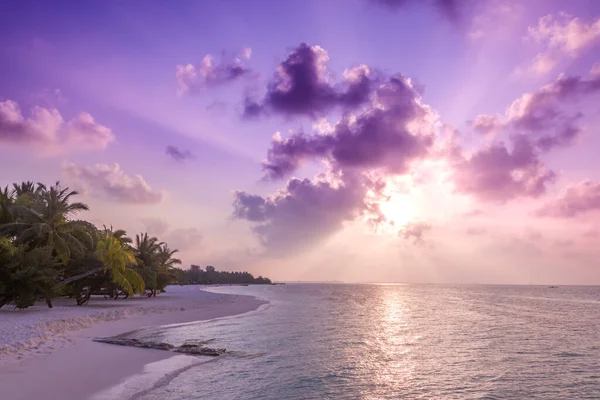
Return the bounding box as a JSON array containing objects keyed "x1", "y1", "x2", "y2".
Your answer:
[{"x1": 548, "y1": 286, "x2": 559, "y2": 288}]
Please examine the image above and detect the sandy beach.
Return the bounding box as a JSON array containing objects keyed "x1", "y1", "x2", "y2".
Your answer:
[{"x1": 0, "y1": 286, "x2": 267, "y2": 400}]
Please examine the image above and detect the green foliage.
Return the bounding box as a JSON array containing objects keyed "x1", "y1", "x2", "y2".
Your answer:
[
  {"x1": 95, "y1": 232, "x2": 145, "y2": 296},
  {"x1": 0, "y1": 179, "x2": 271, "y2": 309},
  {"x1": 0, "y1": 239, "x2": 61, "y2": 309},
  {"x1": 172, "y1": 264, "x2": 272, "y2": 285}
]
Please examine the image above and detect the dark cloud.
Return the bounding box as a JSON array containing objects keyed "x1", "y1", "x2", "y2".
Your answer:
[
  {"x1": 233, "y1": 173, "x2": 384, "y2": 255},
  {"x1": 370, "y1": 0, "x2": 463, "y2": 21},
  {"x1": 457, "y1": 74, "x2": 600, "y2": 203},
  {"x1": 470, "y1": 74, "x2": 600, "y2": 151},
  {"x1": 399, "y1": 222, "x2": 432, "y2": 243},
  {"x1": 262, "y1": 75, "x2": 434, "y2": 180},
  {"x1": 453, "y1": 134, "x2": 556, "y2": 203},
  {"x1": 176, "y1": 50, "x2": 252, "y2": 94},
  {"x1": 508, "y1": 75, "x2": 600, "y2": 151},
  {"x1": 535, "y1": 181, "x2": 600, "y2": 218},
  {"x1": 243, "y1": 44, "x2": 378, "y2": 118},
  {"x1": 166, "y1": 145, "x2": 194, "y2": 162}
]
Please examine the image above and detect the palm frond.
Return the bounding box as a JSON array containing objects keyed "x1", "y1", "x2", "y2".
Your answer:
[{"x1": 122, "y1": 268, "x2": 145, "y2": 294}]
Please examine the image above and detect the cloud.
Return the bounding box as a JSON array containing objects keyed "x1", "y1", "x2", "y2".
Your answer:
[
  {"x1": 205, "y1": 100, "x2": 228, "y2": 114},
  {"x1": 469, "y1": 1, "x2": 522, "y2": 40},
  {"x1": 469, "y1": 114, "x2": 502, "y2": 135},
  {"x1": 233, "y1": 172, "x2": 384, "y2": 255},
  {"x1": 535, "y1": 181, "x2": 600, "y2": 218},
  {"x1": 465, "y1": 227, "x2": 486, "y2": 236},
  {"x1": 262, "y1": 74, "x2": 435, "y2": 179},
  {"x1": 241, "y1": 48, "x2": 252, "y2": 60},
  {"x1": 140, "y1": 217, "x2": 170, "y2": 236},
  {"x1": 0, "y1": 99, "x2": 114, "y2": 153},
  {"x1": 453, "y1": 134, "x2": 556, "y2": 203},
  {"x1": 243, "y1": 43, "x2": 378, "y2": 118},
  {"x1": 398, "y1": 221, "x2": 432, "y2": 243},
  {"x1": 64, "y1": 112, "x2": 115, "y2": 151},
  {"x1": 176, "y1": 49, "x2": 252, "y2": 94},
  {"x1": 370, "y1": 0, "x2": 463, "y2": 21},
  {"x1": 166, "y1": 145, "x2": 194, "y2": 162},
  {"x1": 31, "y1": 88, "x2": 66, "y2": 107},
  {"x1": 506, "y1": 74, "x2": 600, "y2": 151},
  {"x1": 166, "y1": 228, "x2": 203, "y2": 252},
  {"x1": 469, "y1": 74, "x2": 600, "y2": 153},
  {"x1": 463, "y1": 209, "x2": 483, "y2": 217},
  {"x1": 521, "y1": 14, "x2": 600, "y2": 76},
  {"x1": 139, "y1": 218, "x2": 202, "y2": 251},
  {"x1": 63, "y1": 162, "x2": 165, "y2": 204}
]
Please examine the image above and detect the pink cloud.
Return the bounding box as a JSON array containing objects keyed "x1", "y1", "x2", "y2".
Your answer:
[
  {"x1": 465, "y1": 227, "x2": 486, "y2": 236},
  {"x1": 63, "y1": 162, "x2": 165, "y2": 204},
  {"x1": 0, "y1": 99, "x2": 114, "y2": 153},
  {"x1": 140, "y1": 217, "x2": 170, "y2": 236},
  {"x1": 521, "y1": 13, "x2": 600, "y2": 75},
  {"x1": 399, "y1": 221, "x2": 432, "y2": 243},
  {"x1": 176, "y1": 49, "x2": 252, "y2": 95},
  {"x1": 467, "y1": 73, "x2": 600, "y2": 169},
  {"x1": 536, "y1": 181, "x2": 600, "y2": 218},
  {"x1": 469, "y1": 114, "x2": 503, "y2": 135}
]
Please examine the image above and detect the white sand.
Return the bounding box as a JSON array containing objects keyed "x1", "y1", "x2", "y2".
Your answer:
[{"x1": 0, "y1": 285, "x2": 267, "y2": 400}]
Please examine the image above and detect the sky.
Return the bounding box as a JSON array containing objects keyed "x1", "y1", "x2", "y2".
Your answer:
[{"x1": 1, "y1": 0, "x2": 600, "y2": 284}]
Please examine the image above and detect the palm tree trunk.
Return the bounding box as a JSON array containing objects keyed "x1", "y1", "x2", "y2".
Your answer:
[
  {"x1": 46, "y1": 298, "x2": 53, "y2": 308},
  {"x1": 56, "y1": 266, "x2": 104, "y2": 286},
  {"x1": 0, "y1": 295, "x2": 11, "y2": 309}
]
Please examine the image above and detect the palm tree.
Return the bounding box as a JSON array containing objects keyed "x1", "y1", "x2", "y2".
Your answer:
[
  {"x1": 0, "y1": 238, "x2": 60, "y2": 309},
  {"x1": 154, "y1": 244, "x2": 181, "y2": 295},
  {"x1": 0, "y1": 182, "x2": 93, "y2": 264},
  {"x1": 133, "y1": 232, "x2": 162, "y2": 295},
  {"x1": 104, "y1": 226, "x2": 133, "y2": 246},
  {"x1": 94, "y1": 233, "x2": 145, "y2": 297},
  {"x1": 0, "y1": 186, "x2": 14, "y2": 225}
]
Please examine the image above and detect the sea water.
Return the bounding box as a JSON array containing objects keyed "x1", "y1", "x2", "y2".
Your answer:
[{"x1": 104, "y1": 284, "x2": 600, "y2": 399}]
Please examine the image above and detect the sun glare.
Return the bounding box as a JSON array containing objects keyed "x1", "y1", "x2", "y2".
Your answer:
[{"x1": 380, "y1": 194, "x2": 413, "y2": 229}]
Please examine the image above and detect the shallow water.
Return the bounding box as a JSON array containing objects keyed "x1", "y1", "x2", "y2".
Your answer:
[{"x1": 118, "y1": 284, "x2": 600, "y2": 399}]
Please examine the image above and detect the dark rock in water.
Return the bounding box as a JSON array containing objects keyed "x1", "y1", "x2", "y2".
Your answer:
[
  {"x1": 174, "y1": 345, "x2": 226, "y2": 356},
  {"x1": 93, "y1": 337, "x2": 174, "y2": 351},
  {"x1": 93, "y1": 337, "x2": 225, "y2": 356}
]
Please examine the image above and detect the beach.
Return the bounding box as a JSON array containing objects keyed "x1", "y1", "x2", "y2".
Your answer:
[{"x1": 0, "y1": 285, "x2": 267, "y2": 400}]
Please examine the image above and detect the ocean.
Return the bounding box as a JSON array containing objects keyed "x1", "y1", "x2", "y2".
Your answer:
[{"x1": 97, "y1": 284, "x2": 600, "y2": 399}]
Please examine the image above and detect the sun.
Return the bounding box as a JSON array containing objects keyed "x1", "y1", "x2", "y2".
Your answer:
[{"x1": 379, "y1": 194, "x2": 413, "y2": 228}]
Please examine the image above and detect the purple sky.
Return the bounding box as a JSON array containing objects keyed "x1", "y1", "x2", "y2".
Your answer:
[{"x1": 1, "y1": 0, "x2": 600, "y2": 284}]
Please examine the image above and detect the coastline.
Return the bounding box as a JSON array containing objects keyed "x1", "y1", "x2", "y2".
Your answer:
[{"x1": 0, "y1": 286, "x2": 268, "y2": 400}]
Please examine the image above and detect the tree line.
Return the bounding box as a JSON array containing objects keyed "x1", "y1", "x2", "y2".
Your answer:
[
  {"x1": 0, "y1": 181, "x2": 270, "y2": 309},
  {"x1": 172, "y1": 265, "x2": 271, "y2": 285}
]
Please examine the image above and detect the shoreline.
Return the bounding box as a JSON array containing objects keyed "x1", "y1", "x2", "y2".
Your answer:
[{"x1": 0, "y1": 286, "x2": 268, "y2": 400}]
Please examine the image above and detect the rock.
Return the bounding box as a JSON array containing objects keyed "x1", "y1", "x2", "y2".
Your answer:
[
  {"x1": 93, "y1": 337, "x2": 174, "y2": 351},
  {"x1": 93, "y1": 337, "x2": 225, "y2": 356},
  {"x1": 174, "y1": 346, "x2": 226, "y2": 356}
]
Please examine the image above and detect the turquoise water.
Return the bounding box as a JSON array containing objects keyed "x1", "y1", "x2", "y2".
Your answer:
[{"x1": 119, "y1": 284, "x2": 600, "y2": 399}]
